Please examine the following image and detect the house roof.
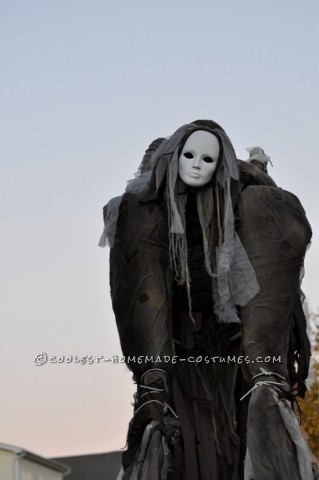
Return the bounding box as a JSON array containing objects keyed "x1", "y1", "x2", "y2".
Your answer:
[{"x1": 53, "y1": 451, "x2": 122, "y2": 480}]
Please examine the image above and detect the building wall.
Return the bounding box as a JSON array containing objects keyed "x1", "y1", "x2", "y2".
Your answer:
[
  {"x1": 0, "y1": 450, "x2": 14, "y2": 480},
  {"x1": 18, "y1": 458, "x2": 62, "y2": 480}
]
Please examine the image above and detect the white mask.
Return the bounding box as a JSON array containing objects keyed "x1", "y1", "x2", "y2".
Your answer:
[{"x1": 178, "y1": 130, "x2": 220, "y2": 187}]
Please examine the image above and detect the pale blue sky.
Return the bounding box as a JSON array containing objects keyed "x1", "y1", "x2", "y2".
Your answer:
[{"x1": 1, "y1": 0, "x2": 318, "y2": 458}]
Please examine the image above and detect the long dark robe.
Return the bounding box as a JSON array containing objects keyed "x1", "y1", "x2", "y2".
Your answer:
[
  {"x1": 110, "y1": 190, "x2": 249, "y2": 479},
  {"x1": 108, "y1": 163, "x2": 313, "y2": 480},
  {"x1": 170, "y1": 193, "x2": 248, "y2": 480}
]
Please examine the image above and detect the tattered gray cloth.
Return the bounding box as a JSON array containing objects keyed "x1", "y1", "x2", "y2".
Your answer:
[{"x1": 100, "y1": 120, "x2": 314, "y2": 480}]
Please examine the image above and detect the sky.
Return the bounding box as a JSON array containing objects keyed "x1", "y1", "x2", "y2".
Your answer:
[{"x1": 0, "y1": 0, "x2": 318, "y2": 459}]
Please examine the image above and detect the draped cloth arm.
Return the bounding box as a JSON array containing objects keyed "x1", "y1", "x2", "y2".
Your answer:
[
  {"x1": 237, "y1": 185, "x2": 314, "y2": 480},
  {"x1": 110, "y1": 192, "x2": 175, "y2": 378},
  {"x1": 109, "y1": 193, "x2": 182, "y2": 480}
]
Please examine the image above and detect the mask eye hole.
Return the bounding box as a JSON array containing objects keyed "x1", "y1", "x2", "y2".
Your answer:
[
  {"x1": 203, "y1": 156, "x2": 214, "y2": 163},
  {"x1": 183, "y1": 152, "x2": 194, "y2": 159}
]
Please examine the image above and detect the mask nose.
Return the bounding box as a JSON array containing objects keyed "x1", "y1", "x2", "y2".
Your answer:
[{"x1": 192, "y1": 155, "x2": 201, "y2": 170}]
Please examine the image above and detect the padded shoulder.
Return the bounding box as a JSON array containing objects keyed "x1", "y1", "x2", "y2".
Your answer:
[{"x1": 238, "y1": 160, "x2": 277, "y2": 188}]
